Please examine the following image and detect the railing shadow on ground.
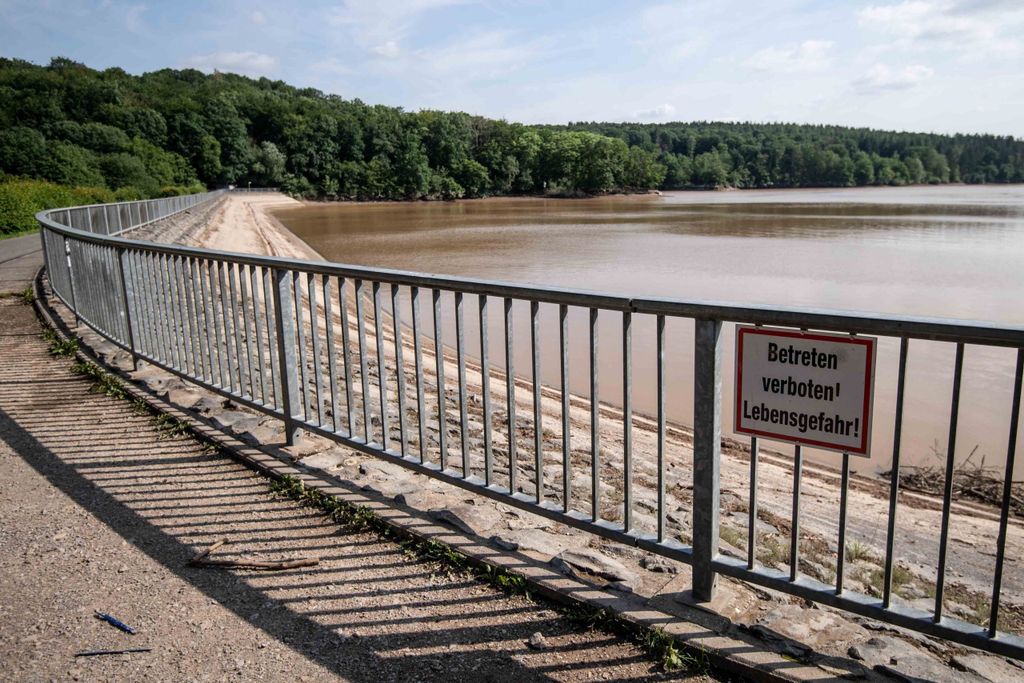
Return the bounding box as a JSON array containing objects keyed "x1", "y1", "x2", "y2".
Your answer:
[
  {"x1": 0, "y1": 382, "x2": 716, "y2": 682},
  {"x1": 8, "y1": 286, "x2": 851, "y2": 681}
]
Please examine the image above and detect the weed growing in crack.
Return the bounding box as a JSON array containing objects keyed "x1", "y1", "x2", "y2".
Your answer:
[
  {"x1": 71, "y1": 361, "x2": 127, "y2": 400},
  {"x1": 41, "y1": 327, "x2": 78, "y2": 357},
  {"x1": 154, "y1": 413, "x2": 191, "y2": 439}
]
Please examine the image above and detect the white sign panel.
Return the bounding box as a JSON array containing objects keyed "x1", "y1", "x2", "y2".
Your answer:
[{"x1": 734, "y1": 326, "x2": 877, "y2": 456}]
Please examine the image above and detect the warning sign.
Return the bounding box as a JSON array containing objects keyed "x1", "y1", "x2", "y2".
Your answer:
[{"x1": 734, "y1": 326, "x2": 876, "y2": 456}]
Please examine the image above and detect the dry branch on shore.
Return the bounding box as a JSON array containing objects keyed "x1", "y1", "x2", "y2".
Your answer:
[{"x1": 883, "y1": 445, "x2": 1024, "y2": 517}]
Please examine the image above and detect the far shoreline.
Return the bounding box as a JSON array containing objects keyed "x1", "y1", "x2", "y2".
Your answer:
[{"x1": 280, "y1": 182, "x2": 1024, "y2": 209}]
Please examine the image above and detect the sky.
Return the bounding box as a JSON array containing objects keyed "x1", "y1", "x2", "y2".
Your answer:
[{"x1": 1, "y1": 0, "x2": 1022, "y2": 137}]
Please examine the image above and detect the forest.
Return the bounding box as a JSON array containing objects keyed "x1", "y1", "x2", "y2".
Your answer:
[{"x1": 2, "y1": 57, "x2": 1024, "y2": 234}]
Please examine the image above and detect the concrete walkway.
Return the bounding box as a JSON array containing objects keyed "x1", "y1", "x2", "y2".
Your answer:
[
  {"x1": 0, "y1": 232, "x2": 43, "y2": 295},
  {"x1": 0, "y1": 281, "x2": 708, "y2": 677}
]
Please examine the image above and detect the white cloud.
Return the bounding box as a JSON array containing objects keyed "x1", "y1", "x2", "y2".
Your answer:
[
  {"x1": 183, "y1": 51, "x2": 278, "y2": 77},
  {"x1": 327, "y1": 0, "x2": 468, "y2": 58},
  {"x1": 858, "y1": 0, "x2": 1024, "y2": 57},
  {"x1": 743, "y1": 40, "x2": 834, "y2": 73},
  {"x1": 350, "y1": 26, "x2": 545, "y2": 91},
  {"x1": 634, "y1": 103, "x2": 676, "y2": 120},
  {"x1": 124, "y1": 3, "x2": 146, "y2": 34},
  {"x1": 852, "y1": 63, "x2": 934, "y2": 93},
  {"x1": 250, "y1": 10, "x2": 266, "y2": 25},
  {"x1": 311, "y1": 57, "x2": 354, "y2": 76},
  {"x1": 636, "y1": 2, "x2": 713, "y2": 63},
  {"x1": 372, "y1": 40, "x2": 401, "y2": 58}
]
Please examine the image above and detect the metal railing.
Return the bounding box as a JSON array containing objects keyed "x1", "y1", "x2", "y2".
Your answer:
[{"x1": 37, "y1": 191, "x2": 1024, "y2": 659}]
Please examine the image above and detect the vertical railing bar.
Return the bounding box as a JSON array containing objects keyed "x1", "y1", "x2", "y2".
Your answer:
[
  {"x1": 63, "y1": 237, "x2": 79, "y2": 327},
  {"x1": 203, "y1": 259, "x2": 219, "y2": 385},
  {"x1": 188, "y1": 257, "x2": 206, "y2": 382},
  {"x1": 989, "y1": 348, "x2": 1024, "y2": 637},
  {"x1": 174, "y1": 256, "x2": 193, "y2": 377},
  {"x1": 239, "y1": 264, "x2": 257, "y2": 401},
  {"x1": 85, "y1": 244, "x2": 98, "y2": 331},
  {"x1": 207, "y1": 261, "x2": 225, "y2": 387},
  {"x1": 692, "y1": 318, "x2": 723, "y2": 602},
  {"x1": 293, "y1": 271, "x2": 311, "y2": 422},
  {"x1": 229, "y1": 264, "x2": 249, "y2": 398},
  {"x1": 790, "y1": 444, "x2": 803, "y2": 582},
  {"x1": 89, "y1": 245, "x2": 105, "y2": 336},
  {"x1": 747, "y1": 436, "x2": 759, "y2": 569},
  {"x1": 96, "y1": 246, "x2": 108, "y2": 334},
  {"x1": 480, "y1": 295, "x2": 493, "y2": 485},
  {"x1": 560, "y1": 304, "x2": 570, "y2": 512},
  {"x1": 656, "y1": 314, "x2": 666, "y2": 543},
  {"x1": 95, "y1": 245, "x2": 107, "y2": 333},
  {"x1": 623, "y1": 310, "x2": 633, "y2": 532},
  {"x1": 455, "y1": 291, "x2": 469, "y2": 476},
  {"x1": 172, "y1": 256, "x2": 191, "y2": 376},
  {"x1": 111, "y1": 246, "x2": 126, "y2": 344},
  {"x1": 136, "y1": 251, "x2": 156, "y2": 360},
  {"x1": 505, "y1": 297, "x2": 516, "y2": 492},
  {"x1": 323, "y1": 276, "x2": 341, "y2": 433},
  {"x1": 532, "y1": 300, "x2": 543, "y2": 504},
  {"x1": 339, "y1": 278, "x2": 356, "y2": 437},
  {"x1": 373, "y1": 281, "x2": 391, "y2": 449},
  {"x1": 433, "y1": 288, "x2": 449, "y2": 470},
  {"x1": 356, "y1": 280, "x2": 372, "y2": 443},
  {"x1": 187, "y1": 258, "x2": 206, "y2": 380},
  {"x1": 152, "y1": 253, "x2": 170, "y2": 364},
  {"x1": 92, "y1": 245, "x2": 108, "y2": 336},
  {"x1": 123, "y1": 250, "x2": 145, "y2": 360},
  {"x1": 308, "y1": 273, "x2": 326, "y2": 427},
  {"x1": 153, "y1": 252, "x2": 172, "y2": 362},
  {"x1": 272, "y1": 268, "x2": 300, "y2": 445},
  {"x1": 590, "y1": 307, "x2": 600, "y2": 521},
  {"x1": 110, "y1": 246, "x2": 125, "y2": 342},
  {"x1": 392, "y1": 284, "x2": 409, "y2": 458},
  {"x1": 262, "y1": 266, "x2": 281, "y2": 409},
  {"x1": 249, "y1": 265, "x2": 267, "y2": 404},
  {"x1": 883, "y1": 337, "x2": 910, "y2": 608},
  {"x1": 836, "y1": 452, "x2": 850, "y2": 595},
  {"x1": 935, "y1": 342, "x2": 965, "y2": 623},
  {"x1": 218, "y1": 262, "x2": 236, "y2": 393},
  {"x1": 412, "y1": 287, "x2": 427, "y2": 463}
]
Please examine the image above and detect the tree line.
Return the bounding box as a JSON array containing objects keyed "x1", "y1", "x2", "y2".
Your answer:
[{"x1": 1, "y1": 56, "x2": 1022, "y2": 214}]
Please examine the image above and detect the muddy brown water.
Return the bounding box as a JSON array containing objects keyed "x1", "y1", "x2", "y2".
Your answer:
[{"x1": 272, "y1": 185, "x2": 1024, "y2": 479}]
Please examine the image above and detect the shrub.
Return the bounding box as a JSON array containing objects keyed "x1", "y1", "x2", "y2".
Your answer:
[
  {"x1": 0, "y1": 178, "x2": 73, "y2": 235},
  {"x1": 0, "y1": 178, "x2": 118, "y2": 236},
  {"x1": 112, "y1": 186, "x2": 144, "y2": 202},
  {"x1": 69, "y1": 185, "x2": 115, "y2": 205}
]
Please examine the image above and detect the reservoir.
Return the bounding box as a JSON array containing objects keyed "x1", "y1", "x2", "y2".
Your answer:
[{"x1": 272, "y1": 185, "x2": 1024, "y2": 478}]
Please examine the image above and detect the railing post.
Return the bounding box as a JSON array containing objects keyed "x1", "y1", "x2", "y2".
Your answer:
[
  {"x1": 692, "y1": 317, "x2": 722, "y2": 602},
  {"x1": 38, "y1": 226, "x2": 51, "y2": 297},
  {"x1": 116, "y1": 246, "x2": 140, "y2": 370},
  {"x1": 64, "y1": 236, "x2": 80, "y2": 327},
  {"x1": 271, "y1": 267, "x2": 301, "y2": 445}
]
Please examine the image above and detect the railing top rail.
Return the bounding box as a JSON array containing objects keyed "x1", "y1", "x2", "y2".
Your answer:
[{"x1": 36, "y1": 203, "x2": 1024, "y2": 348}]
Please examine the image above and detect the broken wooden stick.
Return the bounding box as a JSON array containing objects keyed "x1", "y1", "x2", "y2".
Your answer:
[
  {"x1": 191, "y1": 557, "x2": 319, "y2": 570},
  {"x1": 188, "y1": 538, "x2": 318, "y2": 571},
  {"x1": 189, "y1": 538, "x2": 227, "y2": 564},
  {"x1": 75, "y1": 648, "x2": 152, "y2": 657}
]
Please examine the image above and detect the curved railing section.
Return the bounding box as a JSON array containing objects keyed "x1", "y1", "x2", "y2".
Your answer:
[{"x1": 37, "y1": 191, "x2": 1024, "y2": 659}]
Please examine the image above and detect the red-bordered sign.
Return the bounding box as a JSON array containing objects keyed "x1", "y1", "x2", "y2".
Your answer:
[{"x1": 734, "y1": 326, "x2": 876, "y2": 456}]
